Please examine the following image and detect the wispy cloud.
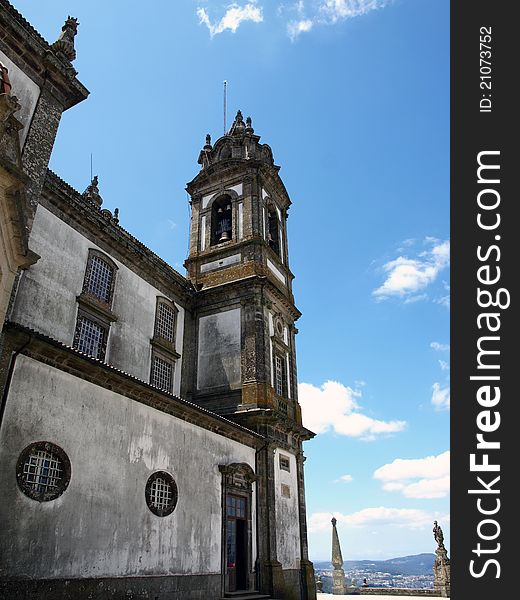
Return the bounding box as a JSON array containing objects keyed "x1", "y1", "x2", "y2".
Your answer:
[
  {"x1": 197, "y1": 2, "x2": 263, "y2": 38},
  {"x1": 279, "y1": 0, "x2": 392, "y2": 40},
  {"x1": 335, "y1": 474, "x2": 354, "y2": 483},
  {"x1": 374, "y1": 451, "x2": 450, "y2": 499},
  {"x1": 320, "y1": 0, "x2": 390, "y2": 24},
  {"x1": 287, "y1": 18, "x2": 314, "y2": 40},
  {"x1": 309, "y1": 507, "x2": 449, "y2": 533},
  {"x1": 298, "y1": 380, "x2": 406, "y2": 441},
  {"x1": 431, "y1": 382, "x2": 450, "y2": 411},
  {"x1": 430, "y1": 342, "x2": 450, "y2": 352},
  {"x1": 373, "y1": 238, "x2": 450, "y2": 302}
]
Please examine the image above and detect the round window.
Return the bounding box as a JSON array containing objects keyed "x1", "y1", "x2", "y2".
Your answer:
[
  {"x1": 16, "y1": 441, "x2": 71, "y2": 502},
  {"x1": 145, "y1": 471, "x2": 178, "y2": 517}
]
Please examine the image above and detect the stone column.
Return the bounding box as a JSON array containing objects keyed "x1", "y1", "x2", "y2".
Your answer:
[{"x1": 331, "y1": 517, "x2": 347, "y2": 595}]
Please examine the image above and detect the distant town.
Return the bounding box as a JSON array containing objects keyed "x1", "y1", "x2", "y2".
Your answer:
[{"x1": 314, "y1": 554, "x2": 436, "y2": 592}]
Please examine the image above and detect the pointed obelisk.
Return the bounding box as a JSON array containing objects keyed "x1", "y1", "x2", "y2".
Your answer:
[{"x1": 331, "y1": 517, "x2": 347, "y2": 594}]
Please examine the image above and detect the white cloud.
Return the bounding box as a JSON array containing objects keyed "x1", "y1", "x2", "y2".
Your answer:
[
  {"x1": 308, "y1": 506, "x2": 447, "y2": 533},
  {"x1": 197, "y1": 3, "x2": 263, "y2": 37},
  {"x1": 430, "y1": 342, "x2": 450, "y2": 352},
  {"x1": 438, "y1": 360, "x2": 449, "y2": 371},
  {"x1": 320, "y1": 0, "x2": 390, "y2": 24},
  {"x1": 373, "y1": 239, "x2": 450, "y2": 302},
  {"x1": 298, "y1": 380, "x2": 406, "y2": 441},
  {"x1": 336, "y1": 474, "x2": 354, "y2": 483},
  {"x1": 287, "y1": 18, "x2": 314, "y2": 40},
  {"x1": 432, "y1": 383, "x2": 450, "y2": 411},
  {"x1": 374, "y1": 451, "x2": 450, "y2": 499}
]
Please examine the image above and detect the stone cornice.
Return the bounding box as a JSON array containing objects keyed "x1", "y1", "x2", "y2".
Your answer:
[
  {"x1": 0, "y1": 0, "x2": 89, "y2": 109},
  {"x1": 3, "y1": 321, "x2": 264, "y2": 448},
  {"x1": 42, "y1": 170, "x2": 195, "y2": 306}
]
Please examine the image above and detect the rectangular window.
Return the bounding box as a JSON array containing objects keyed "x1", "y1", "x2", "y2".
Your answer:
[
  {"x1": 151, "y1": 354, "x2": 174, "y2": 393},
  {"x1": 154, "y1": 301, "x2": 176, "y2": 343},
  {"x1": 74, "y1": 315, "x2": 107, "y2": 360},
  {"x1": 281, "y1": 484, "x2": 291, "y2": 498},
  {"x1": 279, "y1": 454, "x2": 291, "y2": 472},
  {"x1": 275, "y1": 355, "x2": 284, "y2": 396},
  {"x1": 84, "y1": 254, "x2": 114, "y2": 303}
]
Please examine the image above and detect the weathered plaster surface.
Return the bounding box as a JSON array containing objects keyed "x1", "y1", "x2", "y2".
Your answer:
[
  {"x1": 274, "y1": 448, "x2": 301, "y2": 569},
  {"x1": 0, "y1": 355, "x2": 256, "y2": 579},
  {"x1": 11, "y1": 205, "x2": 185, "y2": 391},
  {"x1": 0, "y1": 50, "x2": 40, "y2": 146}
]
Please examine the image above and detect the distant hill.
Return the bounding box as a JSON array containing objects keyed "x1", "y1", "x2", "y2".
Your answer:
[{"x1": 313, "y1": 553, "x2": 435, "y2": 576}]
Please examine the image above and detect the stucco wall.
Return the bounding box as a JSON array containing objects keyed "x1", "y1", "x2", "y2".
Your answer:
[
  {"x1": 11, "y1": 205, "x2": 185, "y2": 392},
  {"x1": 0, "y1": 355, "x2": 257, "y2": 579},
  {"x1": 274, "y1": 448, "x2": 301, "y2": 569},
  {"x1": 0, "y1": 50, "x2": 40, "y2": 147}
]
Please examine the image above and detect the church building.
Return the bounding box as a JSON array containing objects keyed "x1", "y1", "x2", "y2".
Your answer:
[{"x1": 0, "y1": 2, "x2": 317, "y2": 599}]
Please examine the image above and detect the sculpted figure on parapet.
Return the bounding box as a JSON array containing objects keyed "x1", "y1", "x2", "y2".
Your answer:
[{"x1": 433, "y1": 520, "x2": 445, "y2": 549}]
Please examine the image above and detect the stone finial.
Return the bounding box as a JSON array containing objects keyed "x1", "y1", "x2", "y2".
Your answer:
[
  {"x1": 82, "y1": 175, "x2": 103, "y2": 207},
  {"x1": 52, "y1": 16, "x2": 79, "y2": 62},
  {"x1": 245, "y1": 115, "x2": 254, "y2": 134},
  {"x1": 204, "y1": 133, "x2": 212, "y2": 150},
  {"x1": 229, "y1": 109, "x2": 246, "y2": 135},
  {"x1": 113, "y1": 208, "x2": 119, "y2": 225}
]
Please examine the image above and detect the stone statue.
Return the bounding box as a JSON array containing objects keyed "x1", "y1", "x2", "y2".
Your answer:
[
  {"x1": 433, "y1": 520, "x2": 445, "y2": 548},
  {"x1": 432, "y1": 521, "x2": 450, "y2": 597}
]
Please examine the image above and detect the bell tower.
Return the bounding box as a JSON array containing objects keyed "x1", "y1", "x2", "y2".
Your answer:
[
  {"x1": 185, "y1": 110, "x2": 316, "y2": 599},
  {"x1": 185, "y1": 110, "x2": 301, "y2": 419}
]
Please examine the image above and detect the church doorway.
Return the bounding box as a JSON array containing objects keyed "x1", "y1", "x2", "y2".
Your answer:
[
  {"x1": 219, "y1": 463, "x2": 257, "y2": 595},
  {"x1": 226, "y1": 494, "x2": 248, "y2": 591}
]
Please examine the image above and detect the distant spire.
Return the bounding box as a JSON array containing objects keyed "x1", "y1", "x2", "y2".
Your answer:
[
  {"x1": 52, "y1": 16, "x2": 79, "y2": 62},
  {"x1": 82, "y1": 175, "x2": 103, "y2": 207}
]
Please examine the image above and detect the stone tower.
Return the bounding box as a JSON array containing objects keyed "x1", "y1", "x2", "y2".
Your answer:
[{"x1": 185, "y1": 110, "x2": 316, "y2": 599}]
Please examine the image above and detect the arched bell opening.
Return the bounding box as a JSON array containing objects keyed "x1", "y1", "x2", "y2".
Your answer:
[{"x1": 211, "y1": 195, "x2": 233, "y2": 245}]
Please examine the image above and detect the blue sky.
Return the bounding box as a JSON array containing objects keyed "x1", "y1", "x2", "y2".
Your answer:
[{"x1": 13, "y1": 0, "x2": 449, "y2": 561}]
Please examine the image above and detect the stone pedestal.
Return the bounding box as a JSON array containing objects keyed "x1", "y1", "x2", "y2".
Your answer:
[
  {"x1": 433, "y1": 546, "x2": 451, "y2": 597},
  {"x1": 332, "y1": 568, "x2": 347, "y2": 595}
]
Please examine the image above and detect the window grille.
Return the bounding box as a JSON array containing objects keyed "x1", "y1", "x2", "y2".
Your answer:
[
  {"x1": 152, "y1": 355, "x2": 173, "y2": 392},
  {"x1": 145, "y1": 471, "x2": 178, "y2": 516},
  {"x1": 75, "y1": 316, "x2": 106, "y2": 359},
  {"x1": 84, "y1": 254, "x2": 114, "y2": 303},
  {"x1": 16, "y1": 442, "x2": 71, "y2": 502},
  {"x1": 155, "y1": 301, "x2": 176, "y2": 343},
  {"x1": 149, "y1": 477, "x2": 173, "y2": 511},
  {"x1": 23, "y1": 449, "x2": 62, "y2": 494}
]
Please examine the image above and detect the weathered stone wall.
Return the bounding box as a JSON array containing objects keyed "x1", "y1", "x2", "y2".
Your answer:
[
  {"x1": 0, "y1": 355, "x2": 257, "y2": 580},
  {"x1": 10, "y1": 205, "x2": 186, "y2": 392}
]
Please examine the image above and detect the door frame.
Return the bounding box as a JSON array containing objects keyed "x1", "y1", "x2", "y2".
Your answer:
[{"x1": 219, "y1": 463, "x2": 257, "y2": 595}]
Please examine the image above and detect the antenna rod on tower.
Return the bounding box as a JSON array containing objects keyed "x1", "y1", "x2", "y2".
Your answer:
[{"x1": 223, "y1": 80, "x2": 227, "y2": 134}]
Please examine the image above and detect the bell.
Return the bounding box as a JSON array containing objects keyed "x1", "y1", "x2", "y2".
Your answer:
[
  {"x1": 219, "y1": 230, "x2": 230, "y2": 242},
  {"x1": 218, "y1": 207, "x2": 223, "y2": 214},
  {"x1": 226, "y1": 204, "x2": 231, "y2": 211}
]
